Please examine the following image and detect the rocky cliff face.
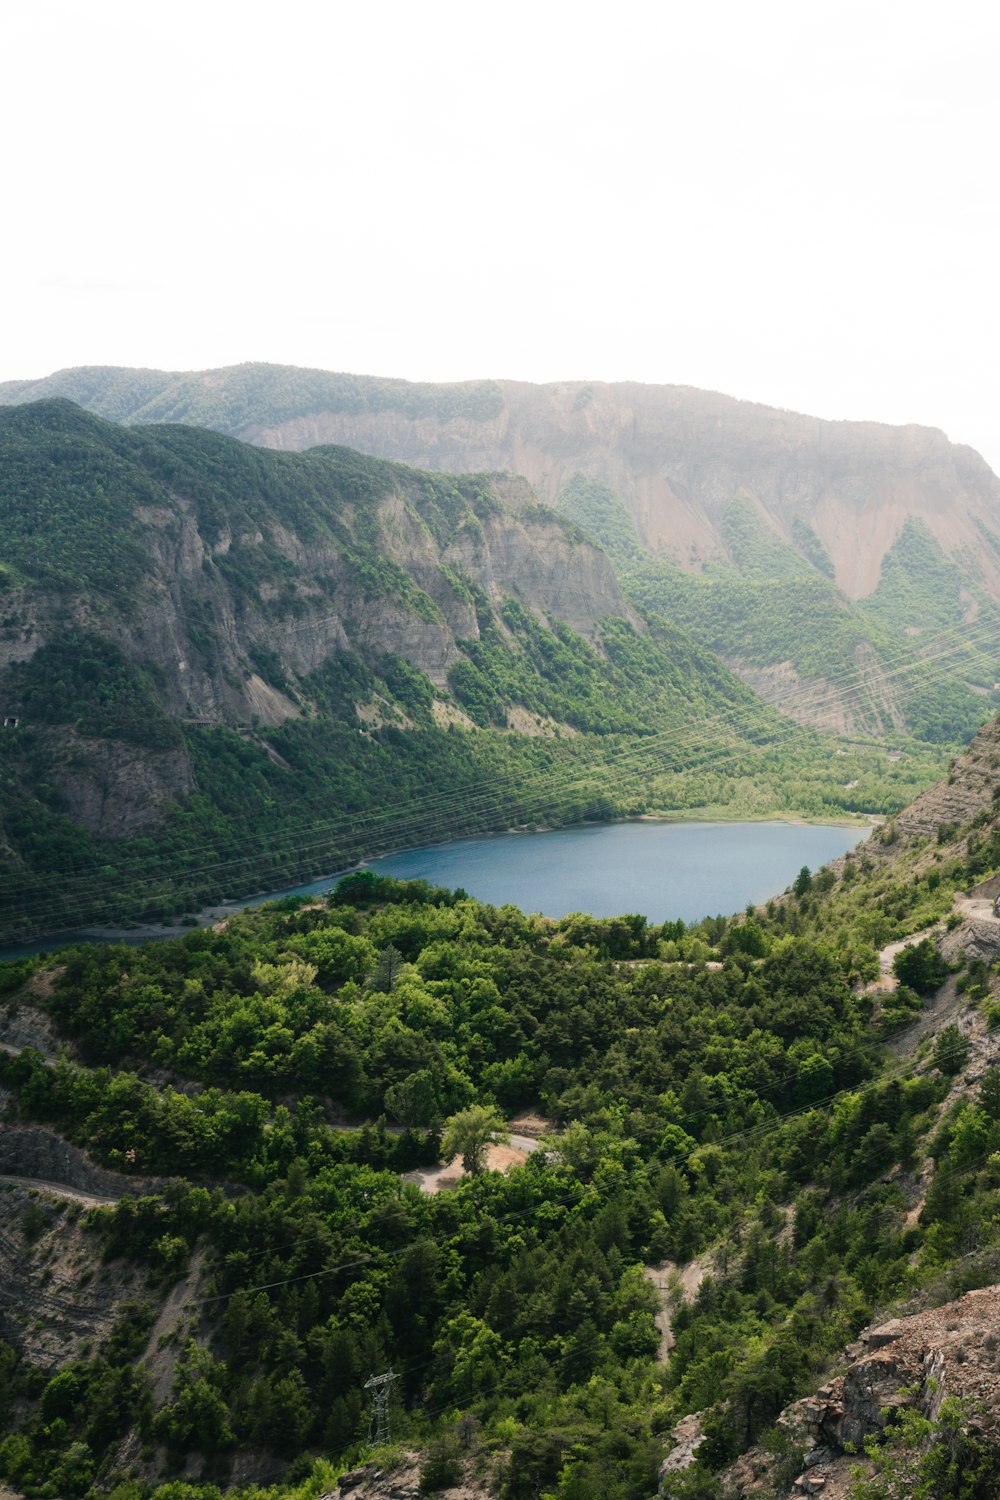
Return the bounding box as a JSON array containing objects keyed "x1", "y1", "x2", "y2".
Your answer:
[
  {"x1": 0, "y1": 402, "x2": 636, "y2": 840},
  {"x1": 5, "y1": 408, "x2": 632, "y2": 707},
  {"x1": 244, "y1": 383, "x2": 1000, "y2": 603},
  {"x1": 0, "y1": 1120, "x2": 155, "y2": 1202},
  {"x1": 0, "y1": 1171, "x2": 149, "y2": 1372},
  {"x1": 712, "y1": 1285, "x2": 1000, "y2": 1499},
  {"x1": 11, "y1": 365, "x2": 1000, "y2": 744},
  {"x1": 823, "y1": 713, "x2": 1000, "y2": 885},
  {"x1": 37, "y1": 732, "x2": 196, "y2": 838},
  {"x1": 9, "y1": 367, "x2": 999, "y2": 605}
]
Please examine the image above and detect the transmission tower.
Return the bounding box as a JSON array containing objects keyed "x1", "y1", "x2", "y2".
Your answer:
[{"x1": 364, "y1": 1368, "x2": 398, "y2": 1447}]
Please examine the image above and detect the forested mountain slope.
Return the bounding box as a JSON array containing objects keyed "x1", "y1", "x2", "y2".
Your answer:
[
  {"x1": 5, "y1": 367, "x2": 997, "y2": 601},
  {"x1": 5, "y1": 364, "x2": 998, "y2": 742},
  {"x1": 4, "y1": 722, "x2": 1000, "y2": 1497},
  {"x1": 0, "y1": 399, "x2": 930, "y2": 943},
  {"x1": 758, "y1": 710, "x2": 1000, "y2": 963}
]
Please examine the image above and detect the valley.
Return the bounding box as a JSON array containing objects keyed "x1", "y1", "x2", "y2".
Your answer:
[
  {"x1": 2, "y1": 371, "x2": 1000, "y2": 1500},
  {"x1": 4, "y1": 722, "x2": 1000, "y2": 1497},
  {"x1": 0, "y1": 397, "x2": 957, "y2": 946},
  {"x1": 8, "y1": 0, "x2": 1000, "y2": 1487},
  {"x1": 0, "y1": 818, "x2": 869, "y2": 963}
]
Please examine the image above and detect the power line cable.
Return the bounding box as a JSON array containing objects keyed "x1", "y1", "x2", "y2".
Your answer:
[
  {"x1": 163, "y1": 1024, "x2": 990, "y2": 1310},
  {"x1": 4, "y1": 611, "x2": 996, "y2": 934}
]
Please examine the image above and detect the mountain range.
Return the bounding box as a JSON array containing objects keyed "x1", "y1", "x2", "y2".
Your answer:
[
  {"x1": 2, "y1": 365, "x2": 1000, "y2": 937},
  {"x1": 6, "y1": 365, "x2": 998, "y2": 598},
  {"x1": 4, "y1": 364, "x2": 999, "y2": 742},
  {"x1": 4, "y1": 366, "x2": 1000, "y2": 1495},
  {"x1": 0, "y1": 398, "x2": 826, "y2": 942}
]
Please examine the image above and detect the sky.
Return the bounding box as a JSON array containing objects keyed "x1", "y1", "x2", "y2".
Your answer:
[{"x1": 3, "y1": 0, "x2": 1000, "y2": 469}]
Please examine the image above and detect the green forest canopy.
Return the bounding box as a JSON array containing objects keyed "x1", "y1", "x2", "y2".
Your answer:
[{"x1": 2, "y1": 821, "x2": 1000, "y2": 1498}]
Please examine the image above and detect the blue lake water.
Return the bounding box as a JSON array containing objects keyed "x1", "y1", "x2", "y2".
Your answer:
[
  {"x1": 0, "y1": 820, "x2": 868, "y2": 961},
  {"x1": 359, "y1": 820, "x2": 869, "y2": 923}
]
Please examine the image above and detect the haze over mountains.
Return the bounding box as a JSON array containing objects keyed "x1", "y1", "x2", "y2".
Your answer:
[
  {"x1": 5, "y1": 363, "x2": 1000, "y2": 590},
  {"x1": 4, "y1": 363, "x2": 998, "y2": 741}
]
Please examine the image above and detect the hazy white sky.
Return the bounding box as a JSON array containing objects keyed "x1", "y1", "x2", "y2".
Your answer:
[{"x1": 4, "y1": 1, "x2": 1000, "y2": 468}]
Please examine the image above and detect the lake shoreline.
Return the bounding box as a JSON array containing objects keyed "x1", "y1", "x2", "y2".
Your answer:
[
  {"x1": 633, "y1": 809, "x2": 878, "y2": 829},
  {"x1": 0, "y1": 814, "x2": 872, "y2": 962}
]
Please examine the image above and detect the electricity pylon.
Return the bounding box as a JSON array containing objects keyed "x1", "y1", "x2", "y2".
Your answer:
[{"x1": 364, "y1": 1369, "x2": 398, "y2": 1447}]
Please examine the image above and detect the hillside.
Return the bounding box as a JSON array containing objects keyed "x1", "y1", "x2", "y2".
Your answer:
[
  {"x1": 754, "y1": 712, "x2": 1000, "y2": 968},
  {"x1": 6, "y1": 369, "x2": 998, "y2": 595},
  {"x1": 4, "y1": 365, "x2": 999, "y2": 740},
  {"x1": 0, "y1": 399, "x2": 928, "y2": 945},
  {"x1": 4, "y1": 723, "x2": 1000, "y2": 1498}
]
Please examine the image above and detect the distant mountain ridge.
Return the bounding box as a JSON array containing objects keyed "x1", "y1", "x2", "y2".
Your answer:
[
  {"x1": 4, "y1": 363, "x2": 999, "y2": 599},
  {"x1": 3, "y1": 363, "x2": 999, "y2": 741}
]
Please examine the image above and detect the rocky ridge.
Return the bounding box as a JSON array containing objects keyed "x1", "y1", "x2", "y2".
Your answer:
[
  {"x1": 318, "y1": 1455, "x2": 496, "y2": 1500},
  {"x1": 821, "y1": 713, "x2": 1000, "y2": 887},
  {"x1": 0, "y1": 1178, "x2": 148, "y2": 1372},
  {"x1": 0, "y1": 401, "x2": 636, "y2": 839},
  {"x1": 7, "y1": 366, "x2": 1000, "y2": 604},
  {"x1": 710, "y1": 1285, "x2": 1000, "y2": 1499}
]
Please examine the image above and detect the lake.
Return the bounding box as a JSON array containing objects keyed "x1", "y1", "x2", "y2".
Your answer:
[
  {"x1": 0, "y1": 819, "x2": 868, "y2": 961},
  {"x1": 360, "y1": 819, "x2": 869, "y2": 923}
]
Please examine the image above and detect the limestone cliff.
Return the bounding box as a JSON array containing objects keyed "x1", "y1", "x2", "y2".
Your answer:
[
  {"x1": 9, "y1": 365, "x2": 998, "y2": 741},
  {"x1": 0, "y1": 401, "x2": 638, "y2": 846},
  {"x1": 245, "y1": 384, "x2": 1000, "y2": 604},
  {"x1": 7, "y1": 366, "x2": 1000, "y2": 604}
]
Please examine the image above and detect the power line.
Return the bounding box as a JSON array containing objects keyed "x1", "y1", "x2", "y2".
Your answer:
[
  {"x1": 186, "y1": 1022, "x2": 985, "y2": 1313},
  {"x1": 7, "y1": 605, "x2": 993, "y2": 907},
  {"x1": 3, "y1": 610, "x2": 996, "y2": 935}
]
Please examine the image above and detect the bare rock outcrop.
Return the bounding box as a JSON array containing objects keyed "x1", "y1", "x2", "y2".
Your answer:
[
  {"x1": 0, "y1": 1181, "x2": 149, "y2": 1370},
  {"x1": 940, "y1": 913, "x2": 1000, "y2": 966},
  {"x1": 0, "y1": 1000, "x2": 64, "y2": 1058},
  {"x1": 822, "y1": 714, "x2": 1000, "y2": 889},
  {"x1": 726, "y1": 648, "x2": 908, "y2": 739},
  {"x1": 320, "y1": 1452, "x2": 496, "y2": 1500},
  {"x1": 659, "y1": 1413, "x2": 705, "y2": 1484},
  {"x1": 887, "y1": 718, "x2": 1000, "y2": 848},
  {"x1": 0, "y1": 1124, "x2": 156, "y2": 1200},
  {"x1": 43, "y1": 731, "x2": 195, "y2": 838},
  {"x1": 715, "y1": 1285, "x2": 1000, "y2": 1500}
]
